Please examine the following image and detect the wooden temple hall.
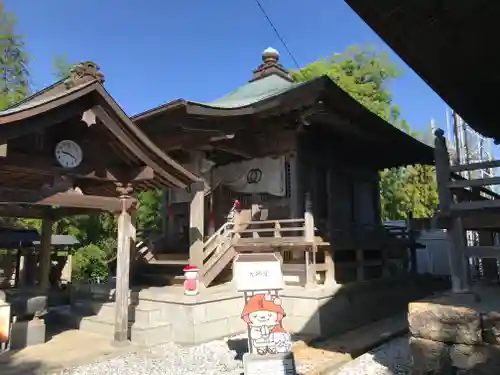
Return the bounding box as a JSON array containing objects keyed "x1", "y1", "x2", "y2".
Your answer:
[{"x1": 0, "y1": 49, "x2": 443, "y2": 346}]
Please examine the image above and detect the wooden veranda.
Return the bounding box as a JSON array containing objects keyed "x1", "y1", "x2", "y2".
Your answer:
[{"x1": 0, "y1": 62, "x2": 201, "y2": 344}]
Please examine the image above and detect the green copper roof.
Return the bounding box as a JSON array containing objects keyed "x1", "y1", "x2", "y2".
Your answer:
[{"x1": 197, "y1": 74, "x2": 300, "y2": 109}]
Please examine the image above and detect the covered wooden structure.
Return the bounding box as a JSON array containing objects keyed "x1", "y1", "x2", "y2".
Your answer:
[
  {"x1": 344, "y1": 1, "x2": 500, "y2": 290},
  {"x1": 344, "y1": 0, "x2": 500, "y2": 141},
  {"x1": 133, "y1": 48, "x2": 436, "y2": 287},
  {"x1": 0, "y1": 62, "x2": 200, "y2": 344}
]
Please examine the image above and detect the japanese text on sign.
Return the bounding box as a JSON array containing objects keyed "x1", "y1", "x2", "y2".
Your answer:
[{"x1": 233, "y1": 253, "x2": 284, "y2": 291}]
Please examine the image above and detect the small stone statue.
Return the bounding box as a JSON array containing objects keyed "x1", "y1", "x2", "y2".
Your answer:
[{"x1": 183, "y1": 266, "x2": 200, "y2": 296}]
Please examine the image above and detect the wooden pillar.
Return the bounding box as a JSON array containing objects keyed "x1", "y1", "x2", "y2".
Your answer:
[
  {"x1": 407, "y1": 212, "x2": 418, "y2": 274},
  {"x1": 304, "y1": 192, "x2": 315, "y2": 287},
  {"x1": 189, "y1": 181, "x2": 205, "y2": 272},
  {"x1": 325, "y1": 167, "x2": 336, "y2": 284},
  {"x1": 161, "y1": 188, "x2": 169, "y2": 235},
  {"x1": 434, "y1": 129, "x2": 468, "y2": 292},
  {"x1": 434, "y1": 129, "x2": 452, "y2": 214},
  {"x1": 113, "y1": 183, "x2": 134, "y2": 345},
  {"x1": 38, "y1": 214, "x2": 53, "y2": 290},
  {"x1": 289, "y1": 153, "x2": 300, "y2": 219},
  {"x1": 356, "y1": 249, "x2": 365, "y2": 282}
]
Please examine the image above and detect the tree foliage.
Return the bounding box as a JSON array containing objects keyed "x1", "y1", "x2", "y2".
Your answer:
[
  {"x1": 53, "y1": 54, "x2": 74, "y2": 80},
  {"x1": 0, "y1": 1, "x2": 30, "y2": 108},
  {"x1": 292, "y1": 45, "x2": 438, "y2": 220}
]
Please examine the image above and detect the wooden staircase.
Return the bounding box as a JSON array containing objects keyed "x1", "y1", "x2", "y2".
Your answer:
[
  {"x1": 133, "y1": 233, "x2": 189, "y2": 287},
  {"x1": 201, "y1": 208, "x2": 253, "y2": 286}
]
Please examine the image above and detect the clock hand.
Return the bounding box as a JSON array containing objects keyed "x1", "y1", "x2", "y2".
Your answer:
[{"x1": 61, "y1": 151, "x2": 76, "y2": 161}]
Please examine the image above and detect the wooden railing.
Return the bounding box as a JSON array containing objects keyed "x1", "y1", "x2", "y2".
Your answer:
[{"x1": 433, "y1": 128, "x2": 500, "y2": 292}]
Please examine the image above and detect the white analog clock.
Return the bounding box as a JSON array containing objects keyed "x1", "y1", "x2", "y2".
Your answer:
[{"x1": 54, "y1": 140, "x2": 83, "y2": 168}]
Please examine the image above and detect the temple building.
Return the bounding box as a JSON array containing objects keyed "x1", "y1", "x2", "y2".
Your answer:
[{"x1": 0, "y1": 48, "x2": 444, "y2": 347}]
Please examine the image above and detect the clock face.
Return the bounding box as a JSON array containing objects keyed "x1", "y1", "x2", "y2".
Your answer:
[{"x1": 54, "y1": 140, "x2": 83, "y2": 168}]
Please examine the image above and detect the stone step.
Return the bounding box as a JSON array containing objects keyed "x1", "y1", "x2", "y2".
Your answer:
[
  {"x1": 79, "y1": 315, "x2": 172, "y2": 346},
  {"x1": 90, "y1": 301, "x2": 164, "y2": 326},
  {"x1": 136, "y1": 272, "x2": 185, "y2": 287}
]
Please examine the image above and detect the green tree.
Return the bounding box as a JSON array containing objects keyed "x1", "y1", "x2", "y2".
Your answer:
[
  {"x1": 292, "y1": 45, "x2": 438, "y2": 220},
  {"x1": 52, "y1": 54, "x2": 74, "y2": 80},
  {"x1": 0, "y1": 0, "x2": 30, "y2": 108}
]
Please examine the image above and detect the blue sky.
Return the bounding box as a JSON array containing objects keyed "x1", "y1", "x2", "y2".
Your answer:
[{"x1": 7, "y1": 0, "x2": 448, "y2": 135}]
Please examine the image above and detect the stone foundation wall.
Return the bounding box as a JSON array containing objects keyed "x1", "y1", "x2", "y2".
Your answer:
[
  {"x1": 408, "y1": 290, "x2": 500, "y2": 374},
  {"x1": 68, "y1": 274, "x2": 449, "y2": 346},
  {"x1": 136, "y1": 274, "x2": 448, "y2": 345}
]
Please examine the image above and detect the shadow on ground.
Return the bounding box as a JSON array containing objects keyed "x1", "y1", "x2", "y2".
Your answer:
[{"x1": 0, "y1": 354, "x2": 45, "y2": 375}]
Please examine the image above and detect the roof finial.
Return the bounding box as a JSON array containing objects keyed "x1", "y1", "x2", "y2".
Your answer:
[
  {"x1": 250, "y1": 47, "x2": 293, "y2": 83},
  {"x1": 262, "y1": 47, "x2": 280, "y2": 63},
  {"x1": 65, "y1": 61, "x2": 105, "y2": 89}
]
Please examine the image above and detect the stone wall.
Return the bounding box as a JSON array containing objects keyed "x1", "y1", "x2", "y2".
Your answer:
[
  {"x1": 408, "y1": 290, "x2": 500, "y2": 374},
  {"x1": 67, "y1": 274, "x2": 449, "y2": 346},
  {"x1": 135, "y1": 274, "x2": 448, "y2": 345}
]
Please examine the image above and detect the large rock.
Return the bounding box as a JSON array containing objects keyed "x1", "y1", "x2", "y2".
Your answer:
[
  {"x1": 450, "y1": 344, "x2": 500, "y2": 374},
  {"x1": 408, "y1": 293, "x2": 482, "y2": 345},
  {"x1": 481, "y1": 311, "x2": 500, "y2": 345},
  {"x1": 409, "y1": 337, "x2": 451, "y2": 375}
]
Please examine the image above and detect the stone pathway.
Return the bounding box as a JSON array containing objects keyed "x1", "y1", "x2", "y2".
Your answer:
[
  {"x1": 296, "y1": 313, "x2": 408, "y2": 375},
  {"x1": 0, "y1": 330, "x2": 137, "y2": 375}
]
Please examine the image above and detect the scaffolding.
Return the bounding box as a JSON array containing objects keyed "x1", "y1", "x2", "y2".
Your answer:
[{"x1": 442, "y1": 109, "x2": 499, "y2": 280}]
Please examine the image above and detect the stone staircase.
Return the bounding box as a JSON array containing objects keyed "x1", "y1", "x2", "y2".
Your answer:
[{"x1": 52, "y1": 286, "x2": 173, "y2": 346}]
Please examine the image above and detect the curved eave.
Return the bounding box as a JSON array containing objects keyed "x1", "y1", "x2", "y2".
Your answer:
[
  {"x1": 133, "y1": 75, "x2": 434, "y2": 166},
  {"x1": 132, "y1": 79, "x2": 322, "y2": 124},
  {"x1": 345, "y1": 0, "x2": 500, "y2": 140},
  {"x1": 0, "y1": 82, "x2": 200, "y2": 190},
  {"x1": 319, "y1": 78, "x2": 435, "y2": 167}
]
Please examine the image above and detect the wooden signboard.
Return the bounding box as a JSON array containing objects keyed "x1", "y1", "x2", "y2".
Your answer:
[
  {"x1": 233, "y1": 253, "x2": 284, "y2": 291},
  {"x1": 243, "y1": 352, "x2": 297, "y2": 375}
]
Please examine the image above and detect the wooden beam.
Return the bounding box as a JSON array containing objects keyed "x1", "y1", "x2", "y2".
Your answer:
[
  {"x1": 450, "y1": 159, "x2": 500, "y2": 173},
  {"x1": 0, "y1": 186, "x2": 132, "y2": 212},
  {"x1": 0, "y1": 153, "x2": 154, "y2": 182},
  {"x1": 448, "y1": 176, "x2": 500, "y2": 189},
  {"x1": 464, "y1": 246, "x2": 500, "y2": 259},
  {"x1": 0, "y1": 204, "x2": 100, "y2": 219},
  {"x1": 91, "y1": 105, "x2": 188, "y2": 188},
  {"x1": 450, "y1": 200, "x2": 500, "y2": 212}
]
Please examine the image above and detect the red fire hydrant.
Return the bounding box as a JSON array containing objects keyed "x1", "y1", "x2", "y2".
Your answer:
[{"x1": 183, "y1": 265, "x2": 200, "y2": 296}]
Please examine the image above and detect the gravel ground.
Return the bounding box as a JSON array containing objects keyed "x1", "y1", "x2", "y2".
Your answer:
[
  {"x1": 333, "y1": 337, "x2": 411, "y2": 375},
  {"x1": 49, "y1": 334, "x2": 411, "y2": 375},
  {"x1": 51, "y1": 335, "x2": 313, "y2": 375}
]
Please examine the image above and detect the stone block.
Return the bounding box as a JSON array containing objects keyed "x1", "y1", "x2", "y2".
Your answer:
[
  {"x1": 10, "y1": 319, "x2": 46, "y2": 349},
  {"x1": 481, "y1": 311, "x2": 500, "y2": 345},
  {"x1": 130, "y1": 323, "x2": 172, "y2": 346},
  {"x1": 450, "y1": 344, "x2": 500, "y2": 373},
  {"x1": 193, "y1": 318, "x2": 229, "y2": 343},
  {"x1": 408, "y1": 294, "x2": 482, "y2": 345},
  {"x1": 409, "y1": 337, "x2": 451, "y2": 375}
]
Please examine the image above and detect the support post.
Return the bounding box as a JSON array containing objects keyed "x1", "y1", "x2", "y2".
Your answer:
[
  {"x1": 304, "y1": 192, "x2": 314, "y2": 243},
  {"x1": 189, "y1": 181, "x2": 205, "y2": 272},
  {"x1": 113, "y1": 183, "x2": 134, "y2": 345},
  {"x1": 434, "y1": 129, "x2": 453, "y2": 214},
  {"x1": 38, "y1": 214, "x2": 53, "y2": 290},
  {"x1": 434, "y1": 129, "x2": 469, "y2": 292},
  {"x1": 449, "y1": 217, "x2": 469, "y2": 292},
  {"x1": 407, "y1": 212, "x2": 418, "y2": 274},
  {"x1": 356, "y1": 249, "x2": 365, "y2": 282},
  {"x1": 304, "y1": 192, "x2": 315, "y2": 287}
]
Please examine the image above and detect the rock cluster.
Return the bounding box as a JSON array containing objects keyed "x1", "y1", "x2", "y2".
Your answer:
[{"x1": 408, "y1": 292, "x2": 500, "y2": 374}]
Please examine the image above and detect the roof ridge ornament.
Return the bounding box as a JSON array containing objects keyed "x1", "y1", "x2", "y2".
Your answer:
[
  {"x1": 64, "y1": 61, "x2": 105, "y2": 89},
  {"x1": 250, "y1": 47, "x2": 294, "y2": 83}
]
